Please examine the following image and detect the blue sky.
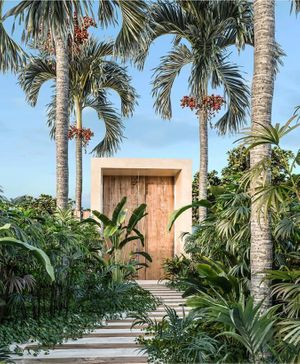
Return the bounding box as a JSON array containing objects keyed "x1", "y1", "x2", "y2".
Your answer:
[{"x1": 1, "y1": 1, "x2": 300, "y2": 207}]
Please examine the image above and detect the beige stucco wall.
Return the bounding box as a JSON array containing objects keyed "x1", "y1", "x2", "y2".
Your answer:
[{"x1": 91, "y1": 158, "x2": 192, "y2": 255}]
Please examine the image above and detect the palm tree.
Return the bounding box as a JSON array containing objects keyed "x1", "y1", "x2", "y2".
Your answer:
[
  {"x1": 5, "y1": 1, "x2": 93, "y2": 210},
  {"x1": 139, "y1": 0, "x2": 252, "y2": 221},
  {"x1": 5, "y1": 0, "x2": 147, "y2": 210},
  {"x1": 0, "y1": 0, "x2": 25, "y2": 73},
  {"x1": 19, "y1": 38, "x2": 137, "y2": 217},
  {"x1": 249, "y1": 0, "x2": 276, "y2": 309}
]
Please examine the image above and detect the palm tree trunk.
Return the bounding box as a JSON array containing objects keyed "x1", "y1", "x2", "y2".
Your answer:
[
  {"x1": 198, "y1": 107, "x2": 208, "y2": 222},
  {"x1": 74, "y1": 97, "x2": 83, "y2": 220},
  {"x1": 250, "y1": 0, "x2": 275, "y2": 309},
  {"x1": 54, "y1": 35, "x2": 69, "y2": 210}
]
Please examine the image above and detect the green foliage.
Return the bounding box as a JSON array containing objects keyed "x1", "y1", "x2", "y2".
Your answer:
[
  {"x1": 158, "y1": 122, "x2": 300, "y2": 362},
  {"x1": 168, "y1": 200, "x2": 211, "y2": 231},
  {"x1": 0, "y1": 196, "x2": 157, "y2": 353},
  {"x1": 0, "y1": 283, "x2": 157, "y2": 352},
  {"x1": 19, "y1": 38, "x2": 137, "y2": 157},
  {"x1": 0, "y1": 345, "x2": 13, "y2": 364},
  {"x1": 0, "y1": 0, "x2": 25, "y2": 73},
  {"x1": 238, "y1": 117, "x2": 300, "y2": 208},
  {"x1": 189, "y1": 293, "x2": 277, "y2": 363},
  {"x1": 0, "y1": 226, "x2": 55, "y2": 282},
  {"x1": 162, "y1": 254, "x2": 192, "y2": 288},
  {"x1": 135, "y1": 308, "x2": 219, "y2": 364},
  {"x1": 140, "y1": 0, "x2": 252, "y2": 133},
  {"x1": 85, "y1": 196, "x2": 151, "y2": 282},
  {"x1": 192, "y1": 145, "x2": 296, "y2": 224}
]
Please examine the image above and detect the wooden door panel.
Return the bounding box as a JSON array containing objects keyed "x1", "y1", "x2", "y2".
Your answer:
[
  {"x1": 145, "y1": 177, "x2": 174, "y2": 280},
  {"x1": 103, "y1": 175, "x2": 174, "y2": 280}
]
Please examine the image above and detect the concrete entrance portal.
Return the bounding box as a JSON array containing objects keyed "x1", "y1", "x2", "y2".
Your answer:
[{"x1": 91, "y1": 158, "x2": 192, "y2": 280}]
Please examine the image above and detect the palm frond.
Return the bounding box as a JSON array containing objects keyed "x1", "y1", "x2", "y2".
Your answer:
[
  {"x1": 237, "y1": 116, "x2": 300, "y2": 149},
  {"x1": 5, "y1": 0, "x2": 93, "y2": 43},
  {"x1": 152, "y1": 44, "x2": 193, "y2": 119},
  {"x1": 100, "y1": 61, "x2": 137, "y2": 117},
  {"x1": 278, "y1": 320, "x2": 300, "y2": 346},
  {"x1": 211, "y1": 58, "x2": 250, "y2": 134},
  {"x1": 290, "y1": 0, "x2": 300, "y2": 13},
  {"x1": 211, "y1": 0, "x2": 254, "y2": 49},
  {"x1": 0, "y1": 0, "x2": 26, "y2": 72},
  {"x1": 85, "y1": 93, "x2": 124, "y2": 157},
  {"x1": 18, "y1": 56, "x2": 56, "y2": 106},
  {"x1": 98, "y1": 0, "x2": 148, "y2": 57}
]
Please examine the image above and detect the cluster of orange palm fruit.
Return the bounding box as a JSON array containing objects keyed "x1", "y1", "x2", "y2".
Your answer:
[
  {"x1": 68, "y1": 125, "x2": 94, "y2": 147},
  {"x1": 73, "y1": 13, "x2": 96, "y2": 47},
  {"x1": 43, "y1": 13, "x2": 96, "y2": 54},
  {"x1": 180, "y1": 94, "x2": 225, "y2": 118}
]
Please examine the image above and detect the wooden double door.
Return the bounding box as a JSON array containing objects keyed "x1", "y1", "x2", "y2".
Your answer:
[{"x1": 103, "y1": 175, "x2": 174, "y2": 279}]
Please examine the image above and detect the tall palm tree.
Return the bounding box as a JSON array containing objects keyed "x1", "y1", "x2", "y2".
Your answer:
[
  {"x1": 5, "y1": 0, "x2": 147, "y2": 210},
  {"x1": 250, "y1": 0, "x2": 276, "y2": 309},
  {"x1": 19, "y1": 38, "x2": 137, "y2": 217},
  {"x1": 0, "y1": 0, "x2": 25, "y2": 73},
  {"x1": 5, "y1": 1, "x2": 93, "y2": 210},
  {"x1": 139, "y1": 0, "x2": 252, "y2": 221}
]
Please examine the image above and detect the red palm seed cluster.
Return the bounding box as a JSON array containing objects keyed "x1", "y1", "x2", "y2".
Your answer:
[
  {"x1": 201, "y1": 94, "x2": 225, "y2": 118},
  {"x1": 68, "y1": 125, "x2": 94, "y2": 147},
  {"x1": 73, "y1": 12, "x2": 96, "y2": 47},
  {"x1": 43, "y1": 13, "x2": 96, "y2": 54},
  {"x1": 180, "y1": 94, "x2": 225, "y2": 118},
  {"x1": 180, "y1": 96, "x2": 199, "y2": 111}
]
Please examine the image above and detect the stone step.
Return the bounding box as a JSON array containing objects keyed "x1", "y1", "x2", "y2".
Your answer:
[
  {"x1": 13, "y1": 348, "x2": 146, "y2": 362},
  {"x1": 12, "y1": 282, "x2": 189, "y2": 363},
  {"x1": 92, "y1": 328, "x2": 142, "y2": 334},
  {"x1": 85, "y1": 332, "x2": 141, "y2": 338}
]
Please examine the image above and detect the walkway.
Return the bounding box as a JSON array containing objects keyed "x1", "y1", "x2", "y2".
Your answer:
[{"x1": 13, "y1": 281, "x2": 187, "y2": 363}]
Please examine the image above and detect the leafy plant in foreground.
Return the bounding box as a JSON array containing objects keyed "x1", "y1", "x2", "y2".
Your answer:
[
  {"x1": 135, "y1": 307, "x2": 219, "y2": 364},
  {"x1": 85, "y1": 196, "x2": 152, "y2": 282}
]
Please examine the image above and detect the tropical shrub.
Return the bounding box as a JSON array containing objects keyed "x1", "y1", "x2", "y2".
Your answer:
[
  {"x1": 152, "y1": 118, "x2": 300, "y2": 363},
  {"x1": 135, "y1": 308, "x2": 219, "y2": 364},
  {"x1": 0, "y1": 196, "x2": 157, "y2": 353},
  {"x1": 85, "y1": 196, "x2": 152, "y2": 282}
]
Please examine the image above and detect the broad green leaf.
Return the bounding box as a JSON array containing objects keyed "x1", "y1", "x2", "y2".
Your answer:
[
  {"x1": 127, "y1": 204, "x2": 147, "y2": 233},
  {"x1": 0, "y1": 237, "x2": 55, "y2": 281},
  {"x1": 119, "y1": 235, "x2": 143, "y2": 250},
  {"x1": 104, "y1": 224, "x2": 118, "y2": 238},
  {"x1": 0, "y1": 223, "x2": 11, "y2": 231},
  {"x1": 197, "y1": 264, "x2": 218, "y2": 278},
  {"x1": 168, "y1": 200, "x2": 211, "y2": 231},
  {"x1": 132, "y1": 228, "x2": 144, "y2": 246},
  {"x1": 112, "y1": 196, "x2": 127, "y2": 224},
  {"x1": 80, "y1": 217, "x2": 101, "y2": 228},
  {"x1": 92, "y1": 210, "x2": 113, "y2": 226},
  {"x1": 133, "y1": 251, "x2": 152, "y2": 262}
]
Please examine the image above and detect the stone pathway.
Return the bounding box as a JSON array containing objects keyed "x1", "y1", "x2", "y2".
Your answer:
[{"x1": 13, "y1": 280, "x2": 187, "y2": 363}]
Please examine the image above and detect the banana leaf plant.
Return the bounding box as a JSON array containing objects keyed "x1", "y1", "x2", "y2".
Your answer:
[
  {"x1": 83, "y1": 197, "x2": 152, "y2": 281},
  {"x1": 0, "y1": 224, "x2": 55, "y2": 281}
]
